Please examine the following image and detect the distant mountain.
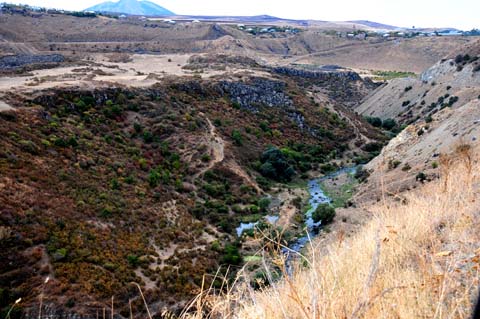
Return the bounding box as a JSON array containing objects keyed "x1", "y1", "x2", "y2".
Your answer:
[
  {"x1": 85, "y1": 0, "x2": 174, "y2": 16},
  {"x1": 348, "y1": 20, "x2": 399, "y2": 30}
]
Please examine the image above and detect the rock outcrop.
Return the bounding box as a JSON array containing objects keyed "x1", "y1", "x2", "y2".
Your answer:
[{"x1": 0, "y1": 54, "x2": 65, "y2": 69}]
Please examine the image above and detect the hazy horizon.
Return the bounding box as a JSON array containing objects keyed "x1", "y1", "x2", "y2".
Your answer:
[{"x1": 4, "y1": 0, "x2": 480, "y2": 30}]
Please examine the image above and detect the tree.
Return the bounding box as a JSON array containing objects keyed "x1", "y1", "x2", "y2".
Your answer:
[
  {"x1": 312, "y1": 204, "x2": 336, "y2": 224},
  {"x1": 382, "y1": 118, "x2": 397, "y2": 130},
  {"x1": 259, "y1": 147, "x2": 296, "y2": 182},
  {"x1": 365, "y1": 116, "x2": 382, "y2": 127}
]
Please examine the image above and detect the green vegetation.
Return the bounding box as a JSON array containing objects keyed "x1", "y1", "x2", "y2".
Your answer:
[
  {"x1": 320, "y1": 173, "x2": 358, "y2": 208},
  {"x1": 231, "y1": 129, "x2": 243, "y2": 146},
  {"x1": 312, "y1": 204, "x2": 336, "y2": 224},
  {"x1": 365, "y1": 116, "x2": 398, "y2": 132},
  {"x1": 259, "y1": 147, "x2": 296, "y2": 182},
  {"x1": 222, "y1": 243, "x2": 242, "y2": 265},
  {"x1": 371, "y1": 70, "x2": 416, "y2": 81}
]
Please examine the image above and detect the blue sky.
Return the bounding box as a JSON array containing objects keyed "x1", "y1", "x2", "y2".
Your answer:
[{"x1": 8, "y1": 0, "x2": 480, "y2": 30}]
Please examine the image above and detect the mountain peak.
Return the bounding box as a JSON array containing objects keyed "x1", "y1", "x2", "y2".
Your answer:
[{"x1": 85, "y1": 0, "x2": 174, "y2": 16}]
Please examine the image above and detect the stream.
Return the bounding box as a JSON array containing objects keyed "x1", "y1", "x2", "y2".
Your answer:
[
  {"x1": 236, "y1": 167, "x2": 357, "y2": 270},
  {"x1": 282, "y1": 166, "x2": 357, "y2": 272}
]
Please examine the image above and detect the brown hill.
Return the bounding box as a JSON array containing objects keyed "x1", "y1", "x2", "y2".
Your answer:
[
  {"x1": 354, "y1": 40, "x2": 480, "y2": 201},
  {"x1": 0, "y1": 12, "x2": 475, "y2": 73}
]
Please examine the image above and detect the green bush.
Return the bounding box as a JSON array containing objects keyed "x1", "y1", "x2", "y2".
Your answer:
[
  {"x1": 127, "y1": 254, "x2": 139, "y2": 267},
  {"x1": 222, "y1": 243, "x2": 242, "y2": 265},
  {"x1": 258, "y1": 197, "x2": 271, "y2": 211},
  {"x1": 133, "y1": 122, "x2": 143, "y2": 134},
  {"x1": 232, "y1": 129, "x2": 243, "y2": 146},
  {"x1": 259, "y1": 147, "x2": 295, "y2": 182},
  {"x1": 365, "y1": 116, "x2": 382, "y2": 127},
  {"x1": 148, "y1": 169, "x2": 161, "y2": 187},
  {"x1": 354, "y1": 166, "x2": 370, "y2": 183},
  {"x1": 143, "y1": 131, "x2": 154, "y2": 143},
  {"x1": 362, "y1": 142, "x2": 383, "y2": 153},
  {"x1": 416, "y1": 172, "x2": 427, "y2": 182},
  {"x1": 382, "y1": 118, "x2": 397, "y2": 130},
  {"x1": 312, "y1": 204, "x2": 336, "y2": 224}
]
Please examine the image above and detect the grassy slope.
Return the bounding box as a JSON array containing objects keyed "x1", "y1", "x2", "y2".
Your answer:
[{"x1": 188, "y1": 145, "x2": 480, "y2": 318}]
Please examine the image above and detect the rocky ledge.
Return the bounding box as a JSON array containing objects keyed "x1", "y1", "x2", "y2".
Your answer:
[{"x1": 0, "y1": 54, "x2": 65, "y2": 70}]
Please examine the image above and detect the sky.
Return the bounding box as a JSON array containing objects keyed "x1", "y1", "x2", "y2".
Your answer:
[{"x1": 7, "y1": 0, "x2": 480, "y2": 30}]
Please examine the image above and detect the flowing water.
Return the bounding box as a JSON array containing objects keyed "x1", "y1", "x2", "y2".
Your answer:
[
  {"x1": 236, "y1": 167, "x2": 357, "y2": 270},
  {"x1": 283, "y1": 166, "x2": 357, "y2": 271}
]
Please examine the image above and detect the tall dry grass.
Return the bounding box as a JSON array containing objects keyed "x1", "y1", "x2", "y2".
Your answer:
[{"x1": 183, "y1": 145, "x2": 480, "y2": 318}]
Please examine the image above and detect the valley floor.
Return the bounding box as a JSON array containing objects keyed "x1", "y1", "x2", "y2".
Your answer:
[{"x1": 183, "y1": 144, "x2": 480, "y2": 318}]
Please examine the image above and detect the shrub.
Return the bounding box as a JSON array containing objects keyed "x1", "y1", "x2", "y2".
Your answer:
[
  {"x1": 404, "y1": 86, "x2": 412, "y2": 92},
  {"x1": 249, "y1": 205, "x2": 260, "y2": 214},
  {"x1": 133, "y1": 122, "x2": 143, "y2": 134},
  {"x1": 125, "y1": 175, "x2": 136, "y2": 184},
  {"x1": 256, "y1": 176, "x2": 271, "y2": 190},
  {"x1": 222, "y1": 244, "x2": 242, "y2": 265},
  {"x1": 259, "y1": 147, "x2": 295, "y2": 182},
  {"x1": 53, "y1": 138, "x2": 67, "y2": 147},
  {"x1": 382, "y1": 118, "x2": 397, "y2": 130},
  {"x1": 143, "y1": 131, "x2": 154, "y2": 143},
  {"x1": 259, "y1": 121, "x2": 270, "y2": 132},
  {"x1": 258, "y1": 198, "x2": 271, "y2": 211},
  {"x1": 362, "y1": 142, "x2": 383, "y2": 153},
  {"x1": 320, "y1": 163, "x2": 336, "y2": 173},
  {"x1": 110, "y1": 178, "x2": 120, "y2": 190},
  {"x1": 312, "y1": 204, "x2": 336, "y2": 224},
  {"x1": 232, "y1": 130, "x2": 243, "y2": 146},
  {"x1": 454, "y1": 55, "x2": 462, "y2": 64},
  {"x1": 365, "y1": 116, "x2": 382, "y2": 127},
  {"x1": 448, "y1": 96, "x2": 459, "y2": 106},
  {"x1": 388, "y1": 159, "x2": 401, "y2": 170},
  {"x1": 416, "y1": 172, "x2": 427, "y2": 183},
  {"x1": 148, "y1": 169, "x2": 161, "y2": 187},
  {"x1": 402, "y1": 163, "x2": 411, "y2": 171},
  {"x1": 127, "y1": 254, "x2": 139, "y2": 267}
]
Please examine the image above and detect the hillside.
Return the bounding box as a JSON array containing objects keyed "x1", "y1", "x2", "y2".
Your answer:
[
  {"x1": 192, "y1": 140, "x2": 480, "y2": 319},
  {"x1": 353, "y1": 39, "x2": 480, "y2": 200},
  {"x1": 0, "y1": 10, "x2": 475, "y2": 73},
  {"x1": 180, "y1": 39, "x2": 480, "y2": 319},
  {"x1": 0, "y1": 61, "x2": 383, "y2": 317},
  {"x1": 85, "y1": 0, "x2": 174, "y2": 16}
]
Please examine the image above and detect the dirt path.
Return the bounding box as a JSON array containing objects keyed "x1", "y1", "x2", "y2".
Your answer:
[
  {"x1": 194, "y1": 118, "x2": 262, "y2": 193},
  {"x1": 224, "y1": 159, "x2": 262, "y2": 193},
  {"x1": 194, "y1": 118, "x2": 225, "y2": 179}
]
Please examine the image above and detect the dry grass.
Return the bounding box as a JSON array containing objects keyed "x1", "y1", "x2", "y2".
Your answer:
[{"x1": 183, "y1": 146, "x2": 480, "y2": 318}]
